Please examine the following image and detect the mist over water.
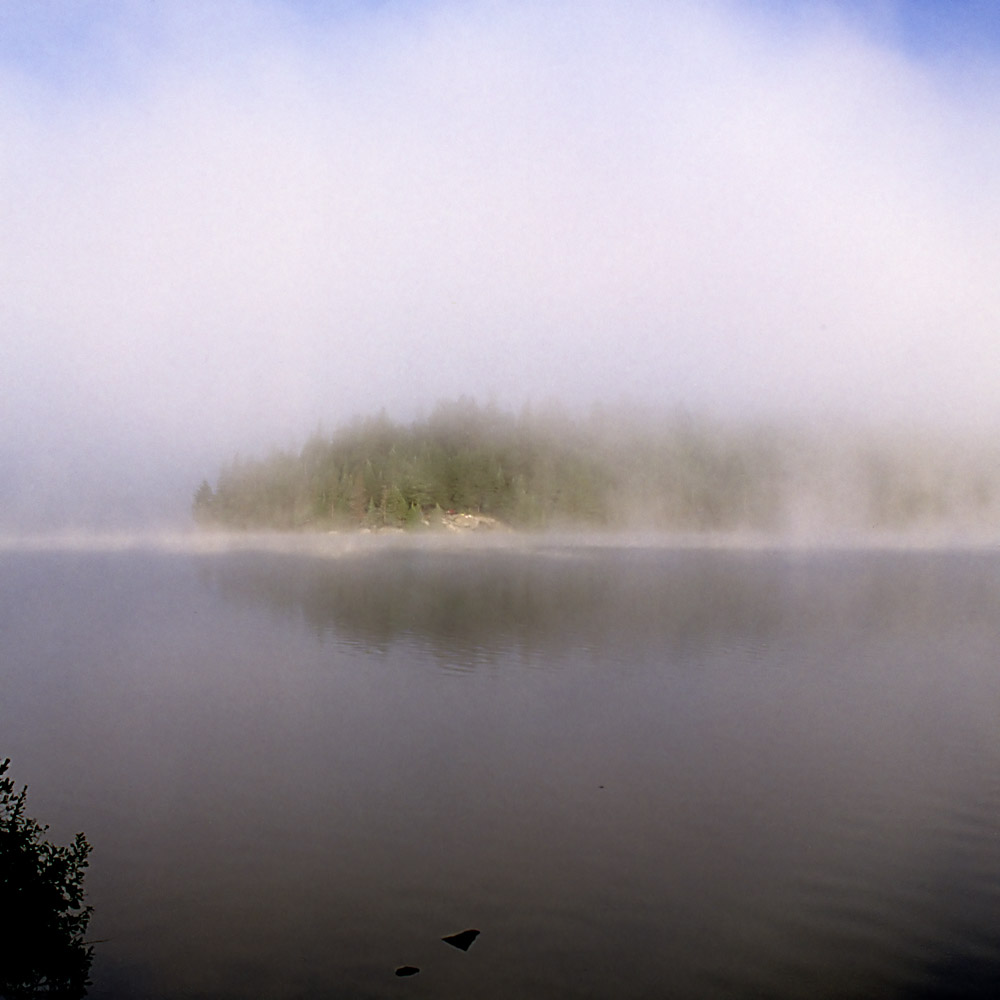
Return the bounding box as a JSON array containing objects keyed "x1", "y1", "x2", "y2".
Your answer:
[
  {"x1": 3, "y1": 0, "x2": 1000, "y2": 529},
  {"x1": 5, "y1": 5, "x2": 1000, "y2": 994}
]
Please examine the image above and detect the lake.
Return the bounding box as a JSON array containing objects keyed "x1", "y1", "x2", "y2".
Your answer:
[{"x1": 2, "y1": 536, "x2": 1000, "y2": 998}]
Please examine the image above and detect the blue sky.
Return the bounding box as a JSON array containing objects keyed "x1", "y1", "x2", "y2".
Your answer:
[
  {"x1": 2, "y1": 0, "x2": 1000, "y2": 527},
  {"x1": 5, "y1": 1, "x2": 1000, "y2": 84},
  {"x1": 844, "y1": 0, "x2": 1000, "y2": 56}
]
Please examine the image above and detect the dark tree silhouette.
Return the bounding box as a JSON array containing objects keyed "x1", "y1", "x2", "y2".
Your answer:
[{"x1": 0, "y1": 758, "x2": 93, "y2": 999}]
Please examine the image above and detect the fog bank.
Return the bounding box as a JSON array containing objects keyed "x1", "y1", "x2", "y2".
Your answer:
[{"x1": 3, "y1": 0, "x2": 1000, "y2": 528}]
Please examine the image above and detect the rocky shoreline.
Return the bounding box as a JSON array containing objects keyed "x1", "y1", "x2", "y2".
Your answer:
[{"x1": 359, "y1": 511, "x2": 510, "y2": 534}]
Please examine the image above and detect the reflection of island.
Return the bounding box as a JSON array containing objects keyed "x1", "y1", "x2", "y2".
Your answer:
[
  {"x1": 197, "y1": 545, "x2": 788, "y2": 663},
  {"x1": 191, "y1": 543, "x2": 1000, "y2": 1000},
  {"x1": 0, "y1": 758, "x2": 93, "y2": 999},
  {"x1": 196, "y1": 543, "x2": 1000, "y2": 671}
]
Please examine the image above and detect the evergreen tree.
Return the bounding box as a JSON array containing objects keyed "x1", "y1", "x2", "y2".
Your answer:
[{"x1": 191, "y1": 480, "x2": 216, "y2": 523}]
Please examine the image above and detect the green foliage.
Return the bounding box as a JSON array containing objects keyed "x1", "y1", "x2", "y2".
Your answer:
[
  {"x1": 191, "y1": 400, "x2": 790, "y2": 531},
  {"x1": 405, "y1": 503, "x2": 425, "y2": 529},
  {"x1": 0, "y1": 758, "x2": 93, "y2": 1000},
  {"x1": 192, "y1": 480, "x2": 216, "y2": 523},
  {"x1": 191, "y1": 399, "x2": 1000, "y2": 535}
]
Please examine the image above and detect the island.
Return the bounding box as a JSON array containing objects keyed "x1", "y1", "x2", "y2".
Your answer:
[{"x1": 192, "y1": 398, "x2": 1000, "y2": 538}]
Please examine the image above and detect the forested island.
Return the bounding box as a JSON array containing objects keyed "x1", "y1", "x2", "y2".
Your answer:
[{"x1": 192, "y1": 399, "x2": 1000, "y2": 536}]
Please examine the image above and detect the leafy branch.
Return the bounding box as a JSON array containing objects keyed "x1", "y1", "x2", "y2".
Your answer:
[{"x1": 0, "y1": 758, "x2": 93, "y2": 1000}]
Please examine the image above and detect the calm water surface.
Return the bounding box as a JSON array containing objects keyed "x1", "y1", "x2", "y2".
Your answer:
[{"x1": 2, "y1": 541, "x2": 1000, "y2": 998}]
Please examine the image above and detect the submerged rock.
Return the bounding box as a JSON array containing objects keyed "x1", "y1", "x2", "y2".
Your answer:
[{"x1": 441, "y1": 928, "x2": 480, "y2": 951}]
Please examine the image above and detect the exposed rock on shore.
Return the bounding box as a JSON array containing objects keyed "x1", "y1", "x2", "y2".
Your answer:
[{"x1": 440, "y1": 512, "x2": 508, "y2": 532}]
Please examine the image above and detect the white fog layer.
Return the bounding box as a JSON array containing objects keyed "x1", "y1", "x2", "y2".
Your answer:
[{"x1": 3, "y1": 0, "x2": 1000, "y2": 529}]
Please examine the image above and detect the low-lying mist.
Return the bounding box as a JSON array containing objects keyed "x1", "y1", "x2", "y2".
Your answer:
[
  {"x1": 6, "y1": 1, "x2": 1000, "y2": 542},
  {"x1": 189, "y1": 399, "x2": 1000, "y2": 545}
]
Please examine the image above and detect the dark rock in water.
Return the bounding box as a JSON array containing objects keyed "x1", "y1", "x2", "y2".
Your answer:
[
  {"x1": 395, "y1": 966, "x2": 420, "y2": 977},
  {"x1": 442, "y1": 928, "x2": 480, "y2": 951}
]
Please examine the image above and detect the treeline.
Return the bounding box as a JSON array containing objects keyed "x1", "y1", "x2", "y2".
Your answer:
[{"x1": 192, "y1": 399, "x2": 1000, "y2": 534}]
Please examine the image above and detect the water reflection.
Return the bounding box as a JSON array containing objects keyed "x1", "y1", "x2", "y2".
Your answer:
[
  {"x1": 1, "y1": 545, "x2": 999, "y2": 998},
  {"x1": 197, "y1": 546, "x2": 791, "y2": 666}
]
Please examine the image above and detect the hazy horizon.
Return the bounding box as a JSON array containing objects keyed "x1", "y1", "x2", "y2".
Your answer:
[{"x1": 4, "y1": 0, "x2": 1000, "y2": 529}]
